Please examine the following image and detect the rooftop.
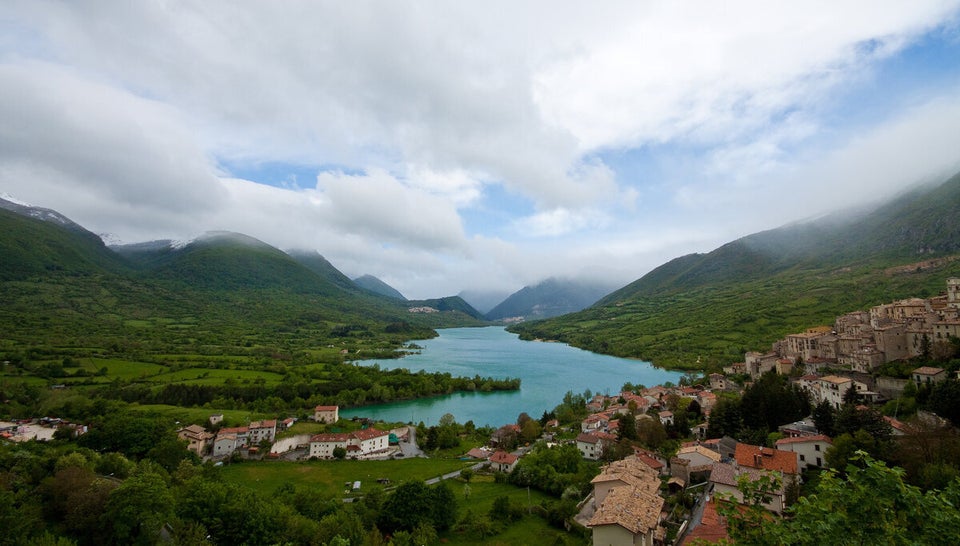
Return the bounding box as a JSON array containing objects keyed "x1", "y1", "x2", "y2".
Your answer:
[
  {"x1": 734, "y1": 443, "x2": 798, "y2": 474},
  {"x1": 588, "y1": 485, "x2": 664, "y2": 535}
]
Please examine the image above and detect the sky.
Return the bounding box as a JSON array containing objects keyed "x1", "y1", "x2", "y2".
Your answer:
[{"x1": 2, "y1": 2, "x2": 960, "y2": 300}]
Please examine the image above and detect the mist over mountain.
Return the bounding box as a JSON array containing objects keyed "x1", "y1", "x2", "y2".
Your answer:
[
  {"x1": 511, "y1": 170, "x2": 960, "y2": 369},
  {"x1": 354, "y1": 275, "x2": 406, "y2": 300},
  {"x1": 486, "y1": 278, "x2": 616, "y2": 321},
  {"x1": 458, "y1": 289, "x2": 514, "y2": 315}
]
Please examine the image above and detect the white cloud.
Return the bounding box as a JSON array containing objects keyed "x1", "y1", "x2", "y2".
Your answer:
[{"x1": 2, "y1": 2, "x2": 960, "y2": 299}]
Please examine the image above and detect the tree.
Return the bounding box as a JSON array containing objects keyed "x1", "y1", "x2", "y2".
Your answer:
[
  {"x1": 928, "y1": 379, "x2": 960, "y2": 426},
  {"x1": 842, "y1": 385, "x2": 860, "y2": 406},
  {"x1": 706, "y1": 397, "x2": 742, "y2": 439},
  {"x1": 812, "y1": 399, "x2": 836, "y2": 437},
  {"x1": 723, "y1": 452, "x2": 960, "y2": 545},
  {"x1": 740, "y1": 372, "x2": 810, "y2": 432},
  {"x1": 430, "y1": 481, "x2": 458, "y2": 531},
  {"x1": 617, "y1": 413, "x2": 638, "y2": 441},
  {"x1": 520, "y1": 419, "x2": 542, "y2": 444},
  {"x1": 103, "y1": 464, "x2": 175, "y2": 545},
  {"x1": 332, "y1": 446, "x2": 347, "y2": 459},
  {"x1": 637, "y1": 416, "x2": 667, "y2": 449}
]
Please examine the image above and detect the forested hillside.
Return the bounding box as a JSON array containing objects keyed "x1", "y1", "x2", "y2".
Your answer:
[{"x1": 511, "y1": 171, "x2": 960, "y2": 370}]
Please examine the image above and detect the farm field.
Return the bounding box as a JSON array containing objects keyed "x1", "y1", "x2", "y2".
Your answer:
[{"x1": 219, "y1": 458, "x2": 476, "y2": 497}]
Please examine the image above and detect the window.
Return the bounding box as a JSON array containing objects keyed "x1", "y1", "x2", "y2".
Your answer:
[
  {"x1": 800, "y1": 454, "x2": 806, "y2": 461},
  {"x1": 815, "y1": 444, "x2": 820, "y2": 451}
]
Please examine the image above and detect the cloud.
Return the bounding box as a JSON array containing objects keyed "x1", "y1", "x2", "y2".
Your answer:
[
  {"x1": 0, "y1": 61, "x2": 225, "y2": 230},
  {"x1": 2, "y1": 2, "x2": 960, "y2": 299}
]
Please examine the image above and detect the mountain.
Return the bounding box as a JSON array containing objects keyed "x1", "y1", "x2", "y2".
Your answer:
[
  {"x1": 510, "y1": 170, "x2": 960, "y2": 370},
  {"x1": 0, "y1": 205, "x2": 486, "y2": 351},
  {"x1": 458, "y1": 289, "x2": 513, "y2": 314},
  {"x1": 289, "y1": 250, "x2": 366, "y2": 294},
  {"x1": 407, "y1": 296, "x2": 486, "y2": 320},
  {"x1": 0, "y1": 199, "x2": 129, "y2": 280},
  {"x1": 486, "y1": 278, "x2": 615, "y2": 321},
  {"x1": 353, "y1": 274, "x2": 406, "y2": 300}
]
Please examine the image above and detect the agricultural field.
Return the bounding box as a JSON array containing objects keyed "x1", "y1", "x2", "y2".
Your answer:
[{"x1": 219, "y1": 458, "x2": 476, "y2": 498}]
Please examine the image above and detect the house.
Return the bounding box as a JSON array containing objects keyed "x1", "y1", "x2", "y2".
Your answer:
[
  {"x1": 491, "y1": 424, "x2": 521, "y2": 447},
  {"x1": 588, "y1": 485, "x2": 665, "y2": 546},
  {"x1": 815, "y1": 375, "x2": 854, "y2": 409},
  {"x1": 248, "y1": 419, "x2": 277, "y2": 444},
  {"x1": 658, "y1": 411, "x2": 674, "y2": 426},
  {"x1": 308, "y1": 428, "x2": 390, "y2": 459},
  {"x1": 675, "y1": 444, "x2": 721, "y2": 468},
  {"x1": 712, "y1": 443, "x2": 798, "y2": 513},
  {"x1": 308, "y1": 432, "x2": 348, "y2": 459},
  {"x1": 672, "y1": 444, "x2": 721, "y2": 483},
  {"x1": 678, "y1": 500, "x2": 729, "y2": 545},
  {"x1": 314, "y1": 405, "x2": 339, "y2": 424},
  {"x1": 576, "y1": 431, "x2": 617, "y2": 460},
  {"x1": 591, "y1": 456, "x2": 661, "y2": 506},
  {"x1": 489, "y1": 450, "x2": 519, "y2": 473},
  {"x1": 466, "y1": 447, "x2": 491, "y2": 460},
  {"x1": 219, "y1": 426, "x2": 249, "y2": 447},
  {"x1": 696, "y1": 391, "x2": 717, "y2": 411},
  {"x1": 709, "y1": 462, "x2": 790, "y2": 513},
  {"x1": 177, "y1": 424, "x2": 213, "y2": 456},
  {"x1": 208, "y1": 414, "x2": 224, "y2": 426},
  {"x1": 633, "y1": 448, "x2": 668, "y2": 476},
  {"x1": 213, "y1": 433, "x2": 238, "y2": 458},
  {"x1": 581, "y1": 413, "x2": 608, "y2": 433},
  {"x1": 912, "y1": 366, "x2": 947, "y2": 388},
  {"x1": 708, "y1": 373, "x2": 727, "y2": 391},
  {"x1": 734, "y1": 443, "x2": 798, "y2": 475},
  {"x1": 775, "y1": 434, "x2": 832, "y2": 471}
]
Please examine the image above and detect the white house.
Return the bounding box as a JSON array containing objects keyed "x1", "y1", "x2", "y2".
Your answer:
[
  {"x1": 489, "y1": 450, "x2": 519, "y2": 473},
  {"x1": 308, "y1": 428, "x2": 390, "y2": 459},
  {"x1": 248, "y1": 419, "x2": 277, "y2": 444},
  {"x1": 213, "y1": 433, "x2": 237, "y2": 457},
  {"x1": 775, "y1": 434, "x2": 832, "y2": 471},
  {"x1": 576, "y1": 431, "x2": 617, "y2": 460}
]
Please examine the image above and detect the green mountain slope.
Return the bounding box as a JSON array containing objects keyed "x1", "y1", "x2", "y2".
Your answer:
[
  {"x1": 353, "y1": 274, "x2": 406, "y2": 300},
  {"x1": 0, "y1": 210, "x2": 484, "y2": 354},
  {"x1": 510, "y1": 171, "x2": 960, "y2": 371},
  {"x1": 288, "y1": 250, "x2": 366, "y2": 294},
  {"x1": 0, "y1": 207, "x2": 129, "y2": 280},
  {"x1": 407, "y1": 296, "x2": 486, "y2": 320},
  {"x1": 486, "y1": 278, "x2": 614, "y2": 321}
]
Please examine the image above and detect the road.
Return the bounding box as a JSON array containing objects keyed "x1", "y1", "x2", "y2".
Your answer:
[{"x1": 397, "y1": 425, "x2": 426, "y2": 458}]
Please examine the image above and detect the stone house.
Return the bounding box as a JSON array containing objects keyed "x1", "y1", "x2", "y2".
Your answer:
[
  {"x1": 314, "y1": 405, "x2": 339, "y2": 424},
  {"x1": 177, "y1": 424, "x2": 213, "y2": 456},
  {"x1": 912, "y1": 366, "x2": 947, "y2": 388}
]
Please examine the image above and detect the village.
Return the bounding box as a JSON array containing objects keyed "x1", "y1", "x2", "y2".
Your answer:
[{"x1": 3, "y1": 278, "x2": 959, "y2": 546}]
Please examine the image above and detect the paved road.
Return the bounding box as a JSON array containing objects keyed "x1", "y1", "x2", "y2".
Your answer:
[{"x1": 397, "y1": 425, "x2": 426, "y2": 458}]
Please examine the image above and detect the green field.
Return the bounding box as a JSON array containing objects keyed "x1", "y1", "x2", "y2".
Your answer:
[
  {"x1": 150, "y1": 367, "x2": 286, "y2": 385},
  {"x1": 219, "y1": 458, "x2": 476, "y2": 497},
  {"x1": 126, "y1": 404, "x2": 273, "y2": 426}
]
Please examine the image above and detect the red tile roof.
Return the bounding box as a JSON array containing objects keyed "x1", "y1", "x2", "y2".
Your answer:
[
  {"x1": 679, "y1": 500, "x2": 729, "y2": 545},
  {"x1": 490, "y1": 451, "x2": 519, "y2": 465},
  {"x1": 734, "y1": 443, "x2": 798, "y2": 474}
]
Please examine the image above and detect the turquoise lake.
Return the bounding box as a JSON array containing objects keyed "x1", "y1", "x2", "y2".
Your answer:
[{"x1": 344, "y1": 326, "x2": 685, "y2": 427}]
